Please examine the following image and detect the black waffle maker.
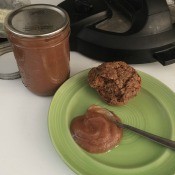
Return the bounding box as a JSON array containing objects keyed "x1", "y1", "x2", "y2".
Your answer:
[{"x1": 58, "y1": 0, "x2": 175, "y2": 65}]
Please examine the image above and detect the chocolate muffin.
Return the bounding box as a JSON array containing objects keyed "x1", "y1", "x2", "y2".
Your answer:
[{"x1": 88, "y1": 61, "x2": 141, "y2": 105}]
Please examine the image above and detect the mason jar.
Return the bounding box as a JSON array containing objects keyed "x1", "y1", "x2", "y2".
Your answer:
[{"x1": 4, "y1": 4, "x2": 70, "y2": 96}]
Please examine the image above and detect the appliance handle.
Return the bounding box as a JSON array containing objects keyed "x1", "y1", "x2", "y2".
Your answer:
[
  {"x1": 110, "y1": 0, "x2": 171, "y2": 35},
  {"x1": 110, "y1": 0, "x2": 147, "y2": 34},
  {"x1": 153, "y1": 47, "x2": 175, "y2": 66}
]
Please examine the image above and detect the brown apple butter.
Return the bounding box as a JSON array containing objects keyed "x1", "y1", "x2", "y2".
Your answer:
[
  {"x1": 4, "y1": 4, "x2": 70, "y2": 96},
  {"x1": 70, "y1": 105, "x2": 123, "y2": 153}
]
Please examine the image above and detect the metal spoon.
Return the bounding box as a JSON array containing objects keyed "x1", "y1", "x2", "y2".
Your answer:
[
  {"x1": 93, "y1": 105, "x2": 175, "y2": 150},
  {"x1": 115, "y1": 120, "x2": 175, "y2": 150}
]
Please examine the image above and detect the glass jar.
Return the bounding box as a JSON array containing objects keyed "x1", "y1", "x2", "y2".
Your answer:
[{"x1": 4, "y1": 4, "x2": 70, "y2": 96}]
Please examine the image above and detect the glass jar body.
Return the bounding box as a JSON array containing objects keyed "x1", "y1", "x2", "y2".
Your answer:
[{"x1": 6, "y1": 25, "x2": 70, "y2": 96}]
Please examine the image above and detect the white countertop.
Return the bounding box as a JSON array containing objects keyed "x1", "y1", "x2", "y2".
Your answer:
[{"x1": 0, "y1": 0, "x2": 175, "y2": 175}]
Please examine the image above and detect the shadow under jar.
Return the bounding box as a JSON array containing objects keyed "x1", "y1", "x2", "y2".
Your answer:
[{"x1": 4, "y1": 4, "x2": 70, "y2": 96}]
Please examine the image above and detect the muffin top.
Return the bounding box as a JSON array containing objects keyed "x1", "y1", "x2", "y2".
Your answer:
[{"x1": 88, "y1": 61, "x2": 141, "y2": 105}]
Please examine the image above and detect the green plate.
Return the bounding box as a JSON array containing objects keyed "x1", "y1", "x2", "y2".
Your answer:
[{"x1": 48, "y1": 69, "x2": 175, "y2": 175}]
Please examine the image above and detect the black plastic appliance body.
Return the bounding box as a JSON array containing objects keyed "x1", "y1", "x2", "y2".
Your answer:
[{"x1": 59, "y1": 0, "x2": 175, "y2": 65}]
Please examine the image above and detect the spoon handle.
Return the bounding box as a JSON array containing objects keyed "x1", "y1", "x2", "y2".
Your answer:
[{"x1": 117, "y1": 122, "x2": 175, "y2": 150}]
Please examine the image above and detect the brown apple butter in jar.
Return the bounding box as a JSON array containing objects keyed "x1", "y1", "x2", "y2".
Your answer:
[{"x1": 4, "y1": 4, "x2": 70, "y2": 96}]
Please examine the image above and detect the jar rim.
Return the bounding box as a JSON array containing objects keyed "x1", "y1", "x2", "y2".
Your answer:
[{"x1": 4, "y1": 4, "x2": 70, "y2": 38}]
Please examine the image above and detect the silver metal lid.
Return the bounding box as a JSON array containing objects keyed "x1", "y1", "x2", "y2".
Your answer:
[{"x1": 4, "y1": 4, "x2": 69, "y2": 38}]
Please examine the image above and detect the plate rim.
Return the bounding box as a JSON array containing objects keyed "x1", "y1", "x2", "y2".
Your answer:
[{"x1": 48, "y1": 69, "x2": 175, "y2": 175}]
